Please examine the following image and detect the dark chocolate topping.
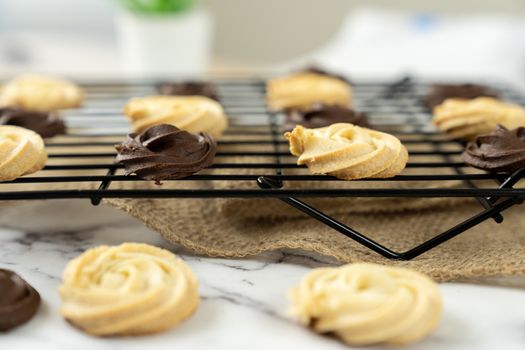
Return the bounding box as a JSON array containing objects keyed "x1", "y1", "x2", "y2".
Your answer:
[
  {"x1": 462, "y1": 125, "x2": 525, "y2": 173},
  {"x1": 115, "y1": 124, "x2": 217, "y2": 183},
  {"x1": 0, "y1": 107, "x2": 66, "y2": 138},
  {"x1": 300, "y1": 66, "x2": 352, "y2": 84},
  {"x1": 0, "y1": 269, "x2": 40, "y2": 332},
  {"x1": 284, "y1": 104, "x2": 369, "y2": 130},
  {"x1": 156, "y1": 81, "x2": 219, "y2": 101},
  {"x1": 423, "y1": 83, "x2": 499, "y2": 109}
]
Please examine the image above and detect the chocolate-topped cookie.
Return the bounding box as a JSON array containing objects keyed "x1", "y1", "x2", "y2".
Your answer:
[
  {"x1": 156, "y1": 81, "x2": 219, "y2": 101},
  {"x1": 300, "y1": 66, "x2": 351, "y2": 84},
  {"x1": 0, "y1": 269, "x2": 41, "y2": 332},
  {"x1": 423, "y1": 83, "x2": 499, "y2": 109},
  {"x1": 115, "y1": 124, "x2": 217, "y2": 183},
  {"x1": 0, "y1": 107, "x2": 66, "y2": 138},
  {"x1": 462, "y1": 125, "x2": 525, "y2": 173},
  {"x1": 284, "y1": 104, "x2": 369, "y2": 130}
]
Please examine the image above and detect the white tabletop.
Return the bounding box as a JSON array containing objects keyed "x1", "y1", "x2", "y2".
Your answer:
[{"x1": 1, "y1": 199, "x2": 524, "y2": 350}]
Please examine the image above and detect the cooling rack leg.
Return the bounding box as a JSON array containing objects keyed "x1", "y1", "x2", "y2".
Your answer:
[
  {"x1": 257, "y1": 176, "x2": 522, "y2": 260},
  {"x1": 90, "y1": 168, "x2": 116, "y2": 206}
]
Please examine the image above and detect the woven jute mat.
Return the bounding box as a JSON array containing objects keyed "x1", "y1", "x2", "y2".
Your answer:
[{"x1": 104, "y1": 179, "x2": 525, "y2": 282}]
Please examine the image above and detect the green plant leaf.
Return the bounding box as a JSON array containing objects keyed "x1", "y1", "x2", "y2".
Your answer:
[{"x1": 119, "y1": 0, "x2": 195, "y2": 14}]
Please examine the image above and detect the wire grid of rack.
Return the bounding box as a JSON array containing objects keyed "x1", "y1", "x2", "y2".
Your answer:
[{"x1": 1, "y1": 77, "x2": 524, "y2": 260}]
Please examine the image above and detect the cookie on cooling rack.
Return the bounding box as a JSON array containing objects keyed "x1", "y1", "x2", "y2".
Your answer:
[
  {"x1": 156, "y1": 81, "x2": 219, "y2": 101},
  {"x1": 284, "y1": 123, "x2": 408, "y2": 180},
  {"x1": 60, "y1": 243, "x2": 199, "y2": 336},
  {"x1": 266, "y1": 69, "x2": 352, "y2": 111},
  {"x1": 433, "y1": 97, "x2": 525, "y2": 140},
  {"x1": 284, "y1": 103, "x2": 369, "y2": 131},
  {"x1": 123, "y1": 95, "x2": 228, "y2": 138},
  {"x1": 423, "y1": 83, "x2": 499, "y2": 109},
  {"x1": 0, "y1": 125, "x2": 47, "y2": 181},
  {"x1": 463, "y1": 124, "x2": 525, "y2": 173},
  {"x1": 0, "y1": 107, "x2": 66, "y2": 138},
  {"x1": 0, "y1": 74, "x2": 84, "y2": 112},
  {"x1": 289, "y1": 263, "x2": 442, "y2": 346},
  {"x1": 115, "y1": 124, "x2": 217, "y2": 183}
]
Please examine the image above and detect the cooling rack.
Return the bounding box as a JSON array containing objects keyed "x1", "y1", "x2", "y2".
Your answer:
[{"x1": 1, "y1": 77, "x2": 524, "y2": 260}]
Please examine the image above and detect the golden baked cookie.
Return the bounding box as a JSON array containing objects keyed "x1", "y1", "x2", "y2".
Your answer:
[
  {"x1": 267, "y1": 72, "x2": 352, "y2": 111},
  {"x1": 124, "y1": 95, "x2": 228, "y2": 138},
  {"x1": 0, "y1": 74, "x2": 84, "y2": 112},
  {"x1": 59, "y1": 243, "x2": 200, "y2": 336},
  {"x1": 285, "y1": 123, "x2": 408, "y2": 180},
  {"x1": 0, "y1": 125, "x2": 47, "y2": 181},
  {"x1": 289, "y1": 263, "x2": 442, "y2": 346},
  {"x1": 433, "y1": 97, "x2": 525, "y2": 140}
]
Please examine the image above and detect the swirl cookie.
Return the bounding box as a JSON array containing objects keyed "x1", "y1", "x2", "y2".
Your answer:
[
  {"x1": 0, "y1": 269, "x2": 41, "y2": 331},
  {"x1": 285, "y1": 123, "x2": 408, "y2": 180},
  {"x1": 0, "y1": 74, "x2": 83, "y2": 112},
  {"x1": 433, "y1": 97, "x2": 525, "y2": 140},
  {"x1": 423, "y1": 83, "x2": 499, "y2": 109},
  {"x1": 289, "y1": 263, "x2": 442, "y2": 346},
  {"x1": 0, "y1": 125, "x2": 47, "y2": 181},
  {"x1": 463, "y1": 125, "x2": 525, "y2": 173},
  {"x1": 267, "y1": 72, "x2": 352, "y2": 111},
  {"x1": 59, "y1": 243, "x2": 200, "y2": 336},
  {"x1": 284, "y1": 104, "x2": 369, "y2": 131},
  {"x1": 0, "y1": 107, "x2": 66, "y2": 138},
  {"x1": 116, "y1": 124, "x2": 217, "y2": 183},
  {"x1": 156, "y1": 81, "x2": 219, "y2": 101},
  {"x1": 124, "y1": 95, "x2": 228, "y2": 138}
]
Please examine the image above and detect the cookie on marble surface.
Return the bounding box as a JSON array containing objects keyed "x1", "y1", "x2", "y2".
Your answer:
[
  {"x1": 0, "y1": 269, "x2": 41, "y2": 332},
  {"x1": 124, "y1": 95, "x2": 228, "y2": 138},
  {"x1": 0, "y1": 74, "x2": 83, "y2": 112},
  {"x1": 289, "y1": 263, "x2": 442, "y2": 346},
  {"x1": 0, "y1": 125, "x2": 47, "y2": 181},
  {"x1": 59, "y1": 243, "x2": 199, "y2": 336}
]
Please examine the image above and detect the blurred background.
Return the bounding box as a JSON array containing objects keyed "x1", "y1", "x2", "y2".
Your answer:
[{"x1": 1, "y1": 0, "x2": 525, "y2": 86}]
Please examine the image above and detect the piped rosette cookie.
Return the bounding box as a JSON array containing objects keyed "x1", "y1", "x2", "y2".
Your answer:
[
  {"x1": 59, "y1": 243, "x2": 200, "y2": 336},
  {"x1": 0, "y1": 269, "x2": 41, "y2": 331},
  {"x1": 285, "y1": 123, "x2": 408, "y2": 180},
  {"x1": 0, "y1": 74, "x2": 84, "y2": 112},
  {"x1": 123, "y1": 95, "x2": 228, "y2": 139},
  {"x1": 0, "y1": 125, "x2": 47, "y2": 181},
  {"x1": 463, "y1": 125, "x2": 525, "y2": 173},
  {"x1": 115, "y1": 124, "x2": 217, "y2": 183},
  {"x1": 289, "y1": 263, "x2": 442, "y2": 346},
  {"x1": 267, "y1": 71, "x2": 352, "y2": 111},
  {"x1": 433, "y1": 97, "x2": 525, "y2": 140}
]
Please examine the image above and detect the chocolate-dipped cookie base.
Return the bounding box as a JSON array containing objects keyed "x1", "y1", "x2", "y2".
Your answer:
[
  {"x1": 156, "y1": 81, "x2": 219, "y2": 101},
  {"x1": 300, "y1": 66, "x2": 352, "y2": 84},
  {"x1": 115, "y1": 124, "x2": 217, "y2": 183},
  {"x1": 0, "y1": 269, "x2": 41, "y2": 332},
  {"x1": 463, "y1": 125, "x2": 525, "y2": 173},
  {"x1": 423, "y1": 83, "x2": 499, "y2": 109},
  {"x1": 0, "y1": 107, "x2": 66, "y2": 138},
  {"x1": 284, "y1": 104, "x2": 369, "y2": 131}
]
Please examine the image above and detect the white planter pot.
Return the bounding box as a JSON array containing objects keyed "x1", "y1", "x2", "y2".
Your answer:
[{"x1": 115, "y1": 7, "x2": 213, "y2": 78}]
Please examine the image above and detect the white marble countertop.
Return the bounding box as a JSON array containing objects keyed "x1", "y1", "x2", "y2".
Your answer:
[{"x1": 1, "y1": 199, "x2": 524, "y2": 350}]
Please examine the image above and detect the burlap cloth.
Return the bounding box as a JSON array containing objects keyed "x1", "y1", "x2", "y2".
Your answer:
[{"x1": 101, "y1": 177, "x2": 525, "y2": 282}]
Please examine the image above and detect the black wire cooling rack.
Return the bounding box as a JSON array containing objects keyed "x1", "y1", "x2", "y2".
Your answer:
[{"x1": 1, "y1": 77, "x2": 524, "y2": 260}]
